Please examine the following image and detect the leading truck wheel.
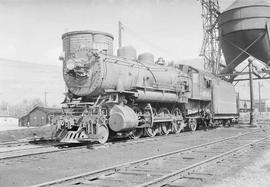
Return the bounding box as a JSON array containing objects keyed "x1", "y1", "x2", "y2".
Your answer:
[
  {"x1": 189, "y1": 118, "x2": 197, "y2": 132},
  {"x1": 97, "y1": 125, "x2": 109, "y2": 144},
  {"x1": 129, "y1": 128, "x2": 144, "y2": 140}
]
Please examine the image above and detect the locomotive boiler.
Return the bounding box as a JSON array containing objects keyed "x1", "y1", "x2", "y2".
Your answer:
[{"x1": 55, "y1": 30, "x2": 239, "y2": 144}]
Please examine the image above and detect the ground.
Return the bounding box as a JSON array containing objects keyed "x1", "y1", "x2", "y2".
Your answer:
[
  {"x1": 1, "y1": 125, "x2": 270, "y2": 186},
  {"x1": 0, "y1": 124, "x2": 55, "y2": 142},
  {"x1": 206, "y1": 149, "x2": 270, "y2": 187}
]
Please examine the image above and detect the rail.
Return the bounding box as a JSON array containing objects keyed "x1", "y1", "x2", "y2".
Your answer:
[
  {"x1": 30, "y1": 128, "x2": 270, "y2": 187},
  {"x1": 0, "y1": 131, "x2": 190, "y2": 161}
]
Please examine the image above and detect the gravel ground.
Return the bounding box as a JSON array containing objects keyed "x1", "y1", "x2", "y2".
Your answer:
[
  {"x1": 167, "y1": 130, "x2": 270, "y2": 187},
  {"x1": 205, "y1": 145, "x2": 270, "y2": 187},
  {"x1": 0, "y1": 126, "x2": 263, "y2": 187}
]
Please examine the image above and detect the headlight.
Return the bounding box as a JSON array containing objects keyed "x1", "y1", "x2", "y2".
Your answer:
[{"x1": 66, "y1": 59, "x2": 75, "y2": 70}]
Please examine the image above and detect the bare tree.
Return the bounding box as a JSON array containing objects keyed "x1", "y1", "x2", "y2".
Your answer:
[{"x1": 2, "y1": 98, "x2": 45, "y2": 117}]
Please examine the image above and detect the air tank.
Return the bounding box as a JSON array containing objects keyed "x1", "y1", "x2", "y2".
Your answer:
[{"x1": 219, "y1": 0, "x2": 270, "y2": 73}]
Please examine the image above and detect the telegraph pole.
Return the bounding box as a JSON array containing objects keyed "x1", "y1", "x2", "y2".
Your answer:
[
  {"x1": 248, "y1": 59, "x2": 255, "y2": 126},
  {"x1": 118, "y1": 21, "x2": 123, "y2": 49}
]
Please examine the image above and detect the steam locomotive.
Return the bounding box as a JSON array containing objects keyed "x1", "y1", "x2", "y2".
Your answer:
[{"x1": 54, "y1": 30, "x2": 239, "y2": 144}]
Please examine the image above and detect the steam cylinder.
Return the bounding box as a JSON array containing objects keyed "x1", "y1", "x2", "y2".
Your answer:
[{"x1": 109, "y1": 105, "x2": 138, "y2": 132}]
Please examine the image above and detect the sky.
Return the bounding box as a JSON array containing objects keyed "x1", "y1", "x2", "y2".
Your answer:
[
  {"x1": 0, "y1": 0, "x2": 234, "y2": 65},
  {"x1": 0, "y1": 0, "x2": 269, "y2": 106}
]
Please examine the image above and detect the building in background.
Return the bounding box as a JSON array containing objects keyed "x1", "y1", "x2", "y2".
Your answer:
[
  {"x1": 19, "y1": 106, "x2": 62, "y2": 127},
  {"x1": 266, "y1": 100, "x2": 270, "y2": 112},
  {"x1": 254, "y1": 99, "x2": 270, "y2": 112},
  {"x1": 239, "y1": 99, "x2": 270, "y2": 113},
  {"x1": 0, "y1": 115, "x2": 19, "y2": 126},
  {"x1": 239, "y1": 99, "x2": 251, "y2": 112}
]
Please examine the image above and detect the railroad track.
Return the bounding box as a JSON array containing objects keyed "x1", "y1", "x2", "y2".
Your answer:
[
  {"x1": 0, "y1": 137, "x2": 57, "y2": 154},
  {"x1": 0, "y1": 125, "x2": 244, "y2": 161},
  {"x1": 31, "y1": 128, "x2": 270, "y2": 187},
  {"x1": 0, "y1": 126, "x2": 239, "y2": 161},
  {"x1": 0, "y1": 130, "x2": 193, "y2": 161},
  {"x1": 0, "y1": 137, "x2": 89, "y2": 160},
  {"x1": 0, "y1": 136, "x2": 55, "y2": 146},
  {"x1": 0, "y1": 140, "x2": 29, "y2": 146}
]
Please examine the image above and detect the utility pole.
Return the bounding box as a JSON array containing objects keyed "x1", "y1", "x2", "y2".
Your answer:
[
  {"x1": 248, "y1": 59, "x2": 255, "y2": 126},
  {"x1": 118, "y1": 21, "x2": 123, "y2": 49},
  {"x1": 44, "y1": 91, "x2": 48, "y2": 107},
  {"x1": 258, "y1": 81, "x2": 261, "y2": 114},
  {"x1": 6, "y1": 103, "x2": 9, "y2": 116}
]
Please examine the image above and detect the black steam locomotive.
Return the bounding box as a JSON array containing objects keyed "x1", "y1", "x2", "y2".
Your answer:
[{"x1": 54, "y1": 30, "x2": 239, "y2": 144}]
